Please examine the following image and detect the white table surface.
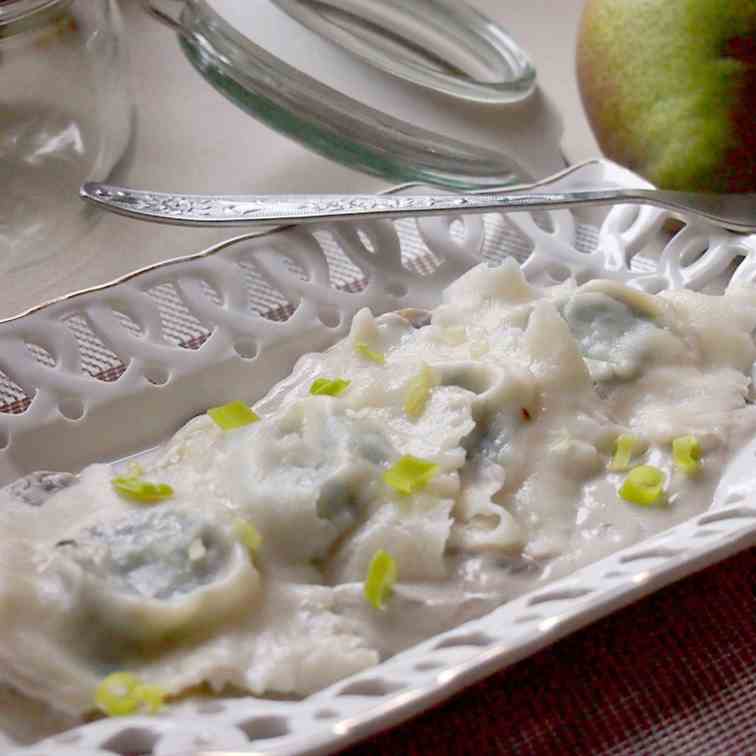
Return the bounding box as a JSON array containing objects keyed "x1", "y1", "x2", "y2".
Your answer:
[{"x1": 0, "y1": 0, "x2": 597, "y2": 319}]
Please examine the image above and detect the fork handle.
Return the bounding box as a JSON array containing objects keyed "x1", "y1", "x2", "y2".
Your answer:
[
  {"x1": 80, "y1": 183, "x2": 755, "y2": 234},
  {"x1": 80, "y1": 184, "x2": 655, "y2": 225}
]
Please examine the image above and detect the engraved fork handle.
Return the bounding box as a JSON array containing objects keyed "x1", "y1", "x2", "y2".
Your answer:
[{"x1": 81, "y1": 180, "x2": 756, "y2": 234}]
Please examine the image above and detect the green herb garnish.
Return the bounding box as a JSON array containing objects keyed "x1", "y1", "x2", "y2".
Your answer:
[
  {"x1": 310, "y1": 377, "x2": 351, "y2": 397},
  {"x1": 208, "y1": 400, "x2": 259, "y2": 430},
  {"x1": 383, "y1": 455, "x2": 439, "y2": 495},
  {"x1": 619, "y1": 465, "x2": 665, "y2": 507},
  {"x1": 94, "y1": 672, "x2": 165, "y2": 717},
  {"x1": 112, "y1": 476, "x2": 173, "y2": 504},
  {"x1": 404, "y1": 364, "x2": 435, "y2": 419},
  {"x1": 364, "y1": 549, "x2": 397, "y2": 610},
  {"x1": 355, "y1": 341, "x2": 385, "y2": 365},
  {"x1": 608, "y1": 434, "x2": 645, "y2": 471},
  {"x1": 233, "y1": 518, "x2": 262, "y2": 555},
  {"x1": 672, "y1": 435, "x2": 702, "y2": 475}
]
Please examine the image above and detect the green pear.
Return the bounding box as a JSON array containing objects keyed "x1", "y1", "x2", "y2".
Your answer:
[{"x1": 577, "y1": 0, "x2": 756, "y2": 192}]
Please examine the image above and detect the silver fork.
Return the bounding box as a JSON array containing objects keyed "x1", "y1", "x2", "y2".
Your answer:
[{"x1": 81, "y1": 161, "x2": 756, "y2": 233}]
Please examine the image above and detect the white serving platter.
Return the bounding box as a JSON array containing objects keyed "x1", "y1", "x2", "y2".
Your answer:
[{"x1": 1, "y1": 159, "x2": 755, "y2": 755}]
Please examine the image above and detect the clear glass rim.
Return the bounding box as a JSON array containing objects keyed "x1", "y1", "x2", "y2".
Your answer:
[
  {"x1": 270, "y1": 0, "x2": 536, "y2": 105},
  {"x1": 168, "y1": 0, "x2": 534, "y2": 190}
]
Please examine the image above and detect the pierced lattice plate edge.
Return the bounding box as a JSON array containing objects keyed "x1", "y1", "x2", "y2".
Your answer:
[{"x1": 2, "y1": 159, "x2": 756, "y2": 755}]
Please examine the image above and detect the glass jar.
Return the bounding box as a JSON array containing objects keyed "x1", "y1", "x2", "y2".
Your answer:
[
  {"x1": 0, "y1": 0, "x2": 131, "y2": 273},
  {"x1": 146, "y1": 0, "x2": 564, "y2": 190}
]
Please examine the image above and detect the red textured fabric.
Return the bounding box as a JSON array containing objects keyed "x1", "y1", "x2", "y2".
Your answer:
[{"x1": 343, "y1": 548, "x2": 756, "y2": 756}]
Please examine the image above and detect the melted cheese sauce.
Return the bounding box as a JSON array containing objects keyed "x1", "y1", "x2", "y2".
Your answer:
[{"x1": 3, "y1": 260, "x2": 756, "y2": 741}]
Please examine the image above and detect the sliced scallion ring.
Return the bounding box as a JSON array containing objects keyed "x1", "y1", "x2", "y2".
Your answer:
[
  {"x1": 619, "y1": 465, "x2": 665, "y2": 507},
  {"x1": 355, "y1": 341, "x2": 385, "y2": 365},
  {"x1": 310, "y1": 377, "x2": 351, "y2": 397},
  {"x1": 383, "y1": 455, "x2": 439, "y2": 495},
  {"x1": 404, "y1": 364, "x2": 435, "y2": 419},
  {"x1": 208, "y1": 400, "x2": 259, "y2": 430},
  {"x1": 672, "y1": 435, "x2": 702, "y2": 475},
  {"x1": 112, "y1": 476, "x2": 174, "y2": 504},
  {"x1": 95, "y1": 672, "x2": 165, "y2": 717},
  {"x1": 233, "y1": 518, "x2": 262, "y2": 555},
  {"x1": 608, "y1": 434, "x2": 644, "y2": 471},
  {"x1": 364, "y1": 549, "x2": 397, "y2": 610}
]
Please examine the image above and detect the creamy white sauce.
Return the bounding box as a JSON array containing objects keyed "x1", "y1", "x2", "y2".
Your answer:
[{"x1": 3, "y1": 260, "x2": 756, "y2": 742}]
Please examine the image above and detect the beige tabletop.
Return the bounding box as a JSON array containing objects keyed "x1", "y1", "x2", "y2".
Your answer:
[{"x1": 0, "y1": 0, "x2": 597, "y2": 319}]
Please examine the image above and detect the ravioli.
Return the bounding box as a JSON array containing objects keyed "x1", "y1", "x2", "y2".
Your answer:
[{"x1": 2, "y1": 259, "x2": 756, "y2": 745}]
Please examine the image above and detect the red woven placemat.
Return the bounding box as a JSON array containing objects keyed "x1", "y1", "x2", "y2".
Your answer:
[{"x1": 343, "y1": 548, "x2": 756, "y2": 756}]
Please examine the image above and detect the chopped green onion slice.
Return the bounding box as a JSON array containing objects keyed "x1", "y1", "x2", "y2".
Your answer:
[
  {"x1": 404, "y1": 364, "x2": 435, "y2": 419},
  {"x1": 608, "y1": 434, "x2": 644, "y2": 471},
  {"x1": 310, "y1": 377, "x2": 351, "y2": 397},
  {"x1": 672, "y1": 435, "x2": 702, "y2": 475},
  {"x1": 112, "y1": 476, "x2": 173, "y2": 503},
  {"x1": 95, "y1": 672, "x2": 165, "y2": 717},
  {"x1": 132, "y1": 684, "x2": 165, "y2": 714},
  {"x1": 383, "y1": 455, "x2": 439, "y2": 495},
  {"x1": 355, "y1": 341, "x2": 385, "y2": 365},
  {"x1": 364, "y1": 549, "x2": 397, "y2": 610},
  {"x1": 207, "y1": 400, "x2": 259, "y2": 430},
  {"x1": 95, "y1": 672, "x2": 140, "y2": 717},
  {"x1": 619, "y1": 465, "x2": 666, "y2": 507},
  {"x1": 233, "y1": 518, "x2": 262, "y2": 554}
]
